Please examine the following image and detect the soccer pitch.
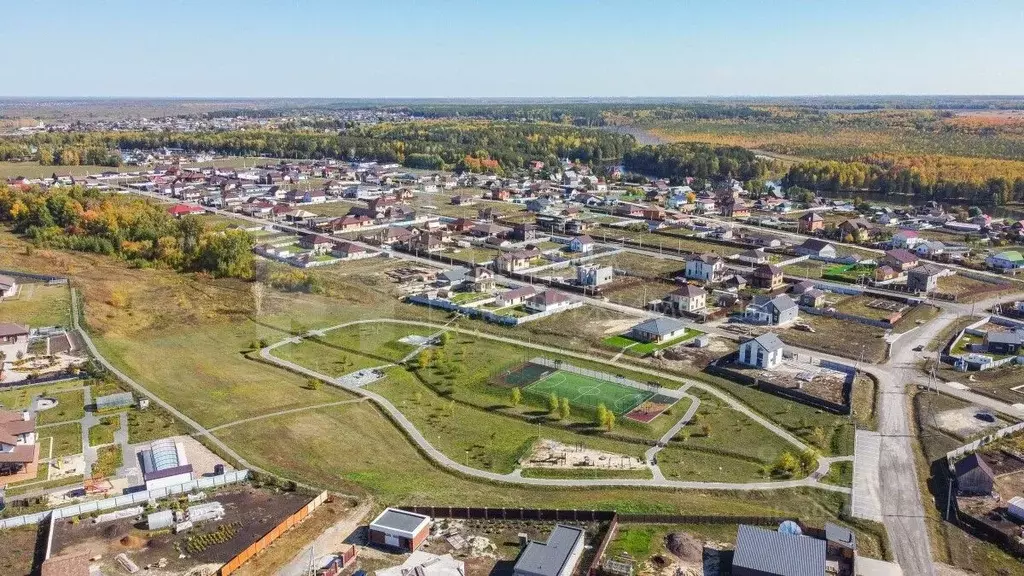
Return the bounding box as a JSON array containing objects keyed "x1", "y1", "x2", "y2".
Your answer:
[{"x1": 525, "y1": 370, "x2": 653, "y2": 415}]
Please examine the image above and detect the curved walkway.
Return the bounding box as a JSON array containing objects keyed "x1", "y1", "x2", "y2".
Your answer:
[{"x1": 260, "y1": 318, "x2": 850, "y2": 493}]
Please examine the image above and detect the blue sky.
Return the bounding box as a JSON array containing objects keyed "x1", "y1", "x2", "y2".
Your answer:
[{"x1": 3, "y1": 0, "x2": 1023, "y2": 98}]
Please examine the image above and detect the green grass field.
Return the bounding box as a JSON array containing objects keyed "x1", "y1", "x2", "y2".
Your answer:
[
  {"x1": 525, "y1": 370, "x2": 653, "y2": 415},
  {"x1": 40, "y1": 422, "x2": 82, "y2": 458},
  {"x1": 0, "y1": 283, "x2": 71, "y2": 327},
  {"x1": 603, "y1": 330, "x2": 703, "y2": 357}
]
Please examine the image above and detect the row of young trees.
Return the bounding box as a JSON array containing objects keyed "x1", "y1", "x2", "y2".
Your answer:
[{"x1": 0, "y1": 184, "x2": 254, "y2": 278}]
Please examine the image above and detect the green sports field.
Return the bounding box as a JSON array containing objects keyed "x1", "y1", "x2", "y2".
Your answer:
[{"x1": 525, "y1": 370, "x2": 653, "y2": 415}]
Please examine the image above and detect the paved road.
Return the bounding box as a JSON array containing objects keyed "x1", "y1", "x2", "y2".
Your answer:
[{"x1": 261, "y1": 318, "x2": 849, "y2": 493}]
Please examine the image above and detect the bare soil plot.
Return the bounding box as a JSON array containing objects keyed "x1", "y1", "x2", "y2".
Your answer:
[
  {"x1": 932, "y1": 406, "x2": 1006, "y2": 439},
  {"x1": 51, "y1": 486, "x2": 312, "y2": 576},
  {"x1": 778, "y1": 315, "x2": 887, "y2": 363}
]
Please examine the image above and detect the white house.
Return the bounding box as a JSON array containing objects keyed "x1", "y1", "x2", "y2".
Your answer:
[
  {"x1": 892, "y1": 230, "x2": 924, "y2": 250},
  {"x1": 665, "y1": 284, "x2": 707, "y2": 313},
  {"x1": 568, "y1": 235, "x2": 595, "y2": 254},
  {"x1": 496, "y1": 286, "x2": 537, "y2": 307},
  {"x1": 0, "y1": 275, "x2": 18, "y2": 299},
  {"x1": 743, "y1": 295, "x2": 799, "y2": 326},
  {"x1": 684, "y1": 254, "x2": 724, "y2": 282},
  {"x1": 525, "y1": 290, "x2": 573, "y2": 313},
  {"x1": 629, "y1": 317, "x2": 690, "y2": 343},
  {"x1": 738, "y1": 333, "x2": 785, "y2": 370}
]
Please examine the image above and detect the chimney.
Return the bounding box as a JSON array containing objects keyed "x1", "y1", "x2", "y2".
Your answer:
[
  {"x1": 518, "y1": 533, "x2": 530, "y2": 548},
  {"x1": 22, "y1": 410, "x2": 30, "y2": 422}
]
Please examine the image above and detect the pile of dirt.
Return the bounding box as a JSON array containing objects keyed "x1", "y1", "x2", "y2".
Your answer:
[
  {"x1": 665, "y1": 532, "x2": 702, "y2": 563},
  {"x1": 118, "y1": 535, "x2": 148, "y2": 550}
]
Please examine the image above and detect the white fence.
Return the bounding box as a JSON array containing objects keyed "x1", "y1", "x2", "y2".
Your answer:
[
  {"x1": 0, "y1": 470, "x2": 250, "y2": 531},
  {"x1": 945, "y1": 423, "x2": 1024, "y2": 469}
]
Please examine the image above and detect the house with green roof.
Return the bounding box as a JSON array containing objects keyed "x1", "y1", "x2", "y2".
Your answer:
[{"x1": 986, "y1": 250, "x2": 1024, "y2": 271}]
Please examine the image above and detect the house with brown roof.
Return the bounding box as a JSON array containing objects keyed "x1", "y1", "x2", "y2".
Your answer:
[
  {"x1": 665, "y1": 284, "x2": 707, "y2": 313},
  {"x1": 494, "y1": 249, "x2": 541, "y2": 273},
  {"x1": 798, "y1": 212, "x2": 824, "y2": 234},
  {"x1": 525, "y1": 290, "x2": 572, "y2": 313},
  {"x1": 0, "y1": 409, "x2": 36, "y2": 476},
  {"x1": 882, "y1": 249, "x2": 919, "y2": 272},
  {"x1": 0, "y1": 323, "x2": 29, "y2": 360},
  {"x1": 751, "y1": 264, "x2": 784, "y2": 290}
]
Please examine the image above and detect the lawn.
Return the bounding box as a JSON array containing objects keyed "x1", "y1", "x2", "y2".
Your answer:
[
  {"x1": 0, "y1": 381, "x2": 83, "y2": 412},
  {"x1": 603, "y1": 329, "x2": 703, "y2": 357},
  {"x1": 88, "y1": 415, "x2": 119, "y2": 446},
  {"x1": 271, "y1": 323, "x2": 435, "y2": 377},
  {"x1": 0, "y1": 282, "x2": 71, "y2": 327},
  {"x1": 93, "y1": 445, "x2": 122, "y2": 478},
  {"x1": 668, "y1": 392, "x2": 801, "y2": 470},
  {"x1": 213, "y1": 400, "x2": 859, "y2": 521},
  {"x1": 40, "y1": 422, "x2": 82, "y2": 458},
  {"x1": 369, "y1": 369, "x2": 648, "y2": 474},
  {"x1": 937, "y1": 274, "x2": 1016, "y2": 303},
  {"x1": 821, "y1": 461, "x2": 853, "y2": 487},
  {"x1": 126, "y1": 405, "x2": 190, "y2": 444},
  {"x1": 34, "y1": 388, "x2": 85, "y2": 425},
  {"x1": 0, "y1": 161, "x2": 143, "y2": 180}
]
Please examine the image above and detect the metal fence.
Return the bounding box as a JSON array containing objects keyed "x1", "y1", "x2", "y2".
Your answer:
[
  {"x1": 0, "y1": 470, "x2": 251, "y2": 530},
  {"x1": 530, "y1": 357, "x2": 649, "y2": 391}
]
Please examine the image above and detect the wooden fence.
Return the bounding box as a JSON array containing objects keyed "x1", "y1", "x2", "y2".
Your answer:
[{"x1": 219, "y1": 491, "x2": 329, "y2": 576}]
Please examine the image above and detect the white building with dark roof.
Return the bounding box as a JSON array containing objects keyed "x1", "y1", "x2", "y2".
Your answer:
[
  {"x1": 629, "y1": 317, "x2": 689, "y2": 344},
  {"x1": 368, "y1": 508, "x2": 432, "y2": 552},
  {"x1": 739, "y1": 333, "x2": 785, "y2": 370}
]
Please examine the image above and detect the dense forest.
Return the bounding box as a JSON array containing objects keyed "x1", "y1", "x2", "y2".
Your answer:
[
  {"x1": 623, "y1": 143, "x2": 771, "y2": 183},
  {"x1": 0, "y1": 121, "x2": 635, "y2": 174},
  {"x1": 783, "y1": 159, "x2": 1024, "y2": 206},
  {"x1": 0, "y1": 185, "x2": 254, "y2": 278}
]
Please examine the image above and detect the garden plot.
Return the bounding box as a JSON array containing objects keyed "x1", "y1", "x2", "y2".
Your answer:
[{"x1": 49, "y1": 485, "x2": 312, "y2": 576}]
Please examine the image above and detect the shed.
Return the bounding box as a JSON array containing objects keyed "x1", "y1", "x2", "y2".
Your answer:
[
  {"x1": 1007, "y1": 496, "x2": 1024, "y2": 522},
  {"x1": 368, "y1": 508, "x2": 431, "y2": 552},
  {"x1": 955, "y1": 453, "x2": 995, "y2": 495}
]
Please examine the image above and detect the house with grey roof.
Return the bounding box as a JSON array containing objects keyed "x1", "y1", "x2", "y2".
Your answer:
[
  {"x1": 513, "y1": 525, "x2": 585, "y2": 576},
  {"x1": 738, "y1": 333, "x2": 785, "y2": 370},
  {"x1": 954, "y1": 453, "x2": 994, "y2": 495},
  {"x1": 629, "y1": 317, "x2": 690, "y2": 344},
  {"x1": 984, "y1": 329, "x2": 1024, "y2": 356},
  {"x1": 906, "y1": 264, "x2": 945, "y2": 293},
  {"x1": 794, "y1": 238, "x2": 837, "y2": 259},
  {"x1": 743, "y1": 295, "x2": 799, "y2": 326},
  {"x1": 731, "y1": 524, "x2": 825, "y2": 576}
]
